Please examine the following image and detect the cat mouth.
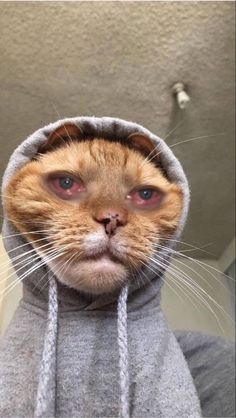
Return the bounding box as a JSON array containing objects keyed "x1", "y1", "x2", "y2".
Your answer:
[
  {"x1": 81, "y1": 251, "x2": 123, "y2": 264},
  {"x1": 48, "y1": 249, "x2": 128, "y2": 294}
]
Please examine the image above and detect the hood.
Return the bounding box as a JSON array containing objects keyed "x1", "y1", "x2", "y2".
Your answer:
[
  {"x1": 1, "y1": 116, "x2": 189, "y2": 311},
  {"x1": 1, "y1": 117, "x2": 192, "y2": 418}
]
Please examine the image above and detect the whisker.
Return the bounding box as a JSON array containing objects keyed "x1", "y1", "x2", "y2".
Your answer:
[
  {"x1": 135, "y1": 249, "x2": 233, "y2": 330},
  {"x1": 38, "y1": 251, "x2": 79, "y2": 294},
  {"x1": 0, "y1": 210, "x2": 49, "y2": 226},
  {"x1": 137, "y1": 255, "x2": 205, "y2": 315},
  {"x1": 151, "y1": 236, "x2": 215, "y2": 257},
  {"x1": 0, "y1": 241, "x2": 52, "y2": 276},
  {"x1": 172, "y1": 255, "x2": 234, "y2": 298},
  {"x1": 154, "y1": 261, "x2": 204, "y2": 313},
  {"x1": 169, "y1": 132, "x2": 225, "y2": 150},
  {"x1": 149, "y1": 258, "x2": 226, "y2": 332},
  {"x1": 173, "y1": 250, "x2": 235, "y2": 283},
  {"x1": 142, "y1": 132, "x2": 225, "y2": 167},
  {"x1": 1, "y1": 229, "x2": 51, "y2": 240},
  {"x1": 171, "y1": 275, "x2": 227, "y2": 334},
  {"x1": 164, "y1": 273, "x2": 202, "y2": 313},
  {"x1": 152, "y1": 245, "x2": 215, "y2": 292},
  {"x1": 147, "y1": 240, "x2": 235, "y2": 293},
  {"x1": 0, "y1": 240, "x2": 73, "y2": 293},
  {"x1": 151, "y1": 251, "x2": 232, "y2": 321},
  {"x1": 131, "y1": 260, "x2": 154, "y2": 291},
  {"x1": 0, "y1": 245, "x2": 59, "y2": 287},
  {"x1": 138, "y1": 258, "x2": 184, "y2": 303},
  {"x1": 167, "y1": 273, "x2": 220, "y2": 324},
  {"x1": 164, "y1": 117, "x2": 186, "y2": 141},
  {"x1": 0, "y1": 238, "x2": 51, "y2": 269},
  {"x1": 0, "y1": 251, "x2": 66, "y2": 301},
  {"x1": 139, "y1": 117, "x2": 186, "y2": 168}
]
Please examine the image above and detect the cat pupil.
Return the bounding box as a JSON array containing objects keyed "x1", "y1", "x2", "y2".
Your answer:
[
  {"x1": 139, "y1": 189, "x2": 153, "y2": 200},
  {"x1": 60, "y1": 177, "x2": 74, "y2": 189}
]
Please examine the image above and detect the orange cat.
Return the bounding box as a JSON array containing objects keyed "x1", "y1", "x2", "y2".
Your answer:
[
  {"x1": 2, "y1": 119, "x2": 207, "y2": 418},
  {"x1": 4, "y1": 123, "x2": 183, "y2": 294}
]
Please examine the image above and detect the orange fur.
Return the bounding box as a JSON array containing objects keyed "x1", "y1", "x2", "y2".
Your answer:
[{"x1": 5, "y1": 137, "x2": 183, "y2": 294}]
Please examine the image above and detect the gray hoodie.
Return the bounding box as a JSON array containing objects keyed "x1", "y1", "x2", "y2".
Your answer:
[{"x1": 0, "y1": 117, "x2": 201, "y2": 418}]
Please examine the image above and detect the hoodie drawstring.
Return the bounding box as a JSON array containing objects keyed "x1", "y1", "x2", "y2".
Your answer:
[
  {"x1": 117, "y1": 284, "x2": 130, "y2": 418},
  {"x1": 35, "y1": 277, "x2": 129, "y2": 418},
  {"x1": 35, "y1": 273, "x2": 58, "y2": 418}
]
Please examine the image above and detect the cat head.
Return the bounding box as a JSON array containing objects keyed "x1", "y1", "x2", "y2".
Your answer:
[{"x1": 2, "y1": 118, "x2": 188, "y2": 295}]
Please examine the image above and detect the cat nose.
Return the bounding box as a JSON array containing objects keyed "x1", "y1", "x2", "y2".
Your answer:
[{"x1": 93, "y1": 208, "x2": 127, "y2": 237}]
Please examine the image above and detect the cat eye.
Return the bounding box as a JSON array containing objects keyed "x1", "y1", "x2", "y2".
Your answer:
[
  {"x1": 47, "y1": 174, "x2": 86, "y2": 200},
  {"x1": 59, "y1": 177, "x2": 74, "y2": 190},
  {"x1": 127, "y1": 187, "x2": 164, "y2": 209},
  {"x1": 138, "y1": 189, "x2": 154, "y2": 200}
]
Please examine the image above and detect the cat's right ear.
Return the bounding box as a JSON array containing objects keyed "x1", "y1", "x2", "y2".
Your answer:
[
  {"x1": 38, "y1": 123, "x2": 83, "y2": 154},
  {"x1": 127, "y1": 132, "x2": 160, "y2": 162},
  {"x1": 127, "y1": 132, "x2": 166, "y2": 174}
]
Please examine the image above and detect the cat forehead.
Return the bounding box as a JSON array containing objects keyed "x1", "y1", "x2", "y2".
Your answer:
[
  {"x1": 39, "y1": 138, "x2": 145, "y2": 166},
  {"x1": 38, "y1": 123, "x2": 161, "y2": 167},
  {"x1": 38, "y1": 138, "x2": 165, "y2": 183}
]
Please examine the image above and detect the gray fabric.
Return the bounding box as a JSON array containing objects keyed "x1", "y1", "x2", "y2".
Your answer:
[
  {"x1": 175, "y1": 331, "x2": 235, "y2": 418},
  {"x1": 0, "y1": 117, "x2": 202, "y2": 417}
]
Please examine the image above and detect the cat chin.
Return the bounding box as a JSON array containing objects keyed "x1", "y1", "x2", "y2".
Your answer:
[{"x1": 47, "y1": 256, "x2": 128, "y2": 295}]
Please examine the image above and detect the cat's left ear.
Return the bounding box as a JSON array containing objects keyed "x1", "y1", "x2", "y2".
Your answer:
[
  {"x1": 127, "y1": 132, "x2": 160, "y2": 164},
  {"x1": 38, "y1": 123, "x2": 83, "y2": 153}
]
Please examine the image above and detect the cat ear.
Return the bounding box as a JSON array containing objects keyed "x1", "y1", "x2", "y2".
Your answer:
[
  {"x1": 127, "y1": 132, "x2": 160, "y2": 163},
  {"x1": 38, "y1": 123, "x2": 83, "y2": 153}
]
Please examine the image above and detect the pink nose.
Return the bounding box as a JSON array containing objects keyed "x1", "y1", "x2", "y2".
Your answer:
[{"x1": 94, "y1": 209, "x2": 127, "y2": 237}]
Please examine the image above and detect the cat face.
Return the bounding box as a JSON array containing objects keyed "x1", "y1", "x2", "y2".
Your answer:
[{"x1": 4, "y1": 124, "x2": 183, "y2": 294}]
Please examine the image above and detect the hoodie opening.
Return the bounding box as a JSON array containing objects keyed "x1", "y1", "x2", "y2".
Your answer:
[{"x1": 1, "y1": 117, "x2": 200, "y2": 418}]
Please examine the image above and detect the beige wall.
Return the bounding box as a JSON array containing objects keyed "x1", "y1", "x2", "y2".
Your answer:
[
  {"x1": 0, "y1": 235, "x2": 22, "y2": 335},
  {"x1": 0, "y1": 234, "x2": 234, "y2": 339}
]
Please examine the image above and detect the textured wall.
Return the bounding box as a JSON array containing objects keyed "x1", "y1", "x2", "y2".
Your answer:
[{"x1": 0, "y1": 2, "x2": 235, "y2": 257}]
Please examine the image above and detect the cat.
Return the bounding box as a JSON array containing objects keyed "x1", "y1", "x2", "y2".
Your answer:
[
  {"x1": 4, "y1": 122, "x2": 183, "y2": 295},
  {"x1": 2, "y1": 118, "x2": 233, "y2": 418}
]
